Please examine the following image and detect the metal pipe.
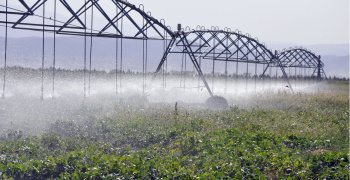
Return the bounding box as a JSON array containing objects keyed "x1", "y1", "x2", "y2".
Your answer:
[
  {"x1": 225, "y1": 32, "x2": 228, "y2": 94},
  {"x1": 160, "y1": 19, "x2": 166, "y2": 90},
  {"x1": 115, "y1": 4, "x2": 118, "y2": 94},
  {"x1": 140, "y1": 4, "x2": 145, "y2": 94},
  {"x1": 235, "y1": 36, "x2": 239, "y2": 95},
  {"x1": 41, "y1": 2, "x2": 45, "y2": 100},
  {"x1": 181, "y1": 47, "x2": 184, "y2": 88},
  {"x1": 317, "y1": 55, "x2": 321, "y2": 81},
  {"x1": 254, "y1": 63, "x2": 257, "y2": 93},
  {"x1": 212, "y1": 32, "x2": 215, "y2": 93},
  {"x1": 246, "y1": 43, "x2": 249, "y2": 92},
  {"x1": 120, "y1": 9, "x2": 123, "y2": 92},
  {"x1": 2, "y1": 0, "x2": 8, "y2": 99},
  {"x1": 52, "y1": 0, "x2": 56, "y2": 99},
  {"x1": 89, "y1": 4, "x2": 93, "y2": 96},
  {"x1": 84, "y1": 0, "x2": 87, "y2": 98},
  {"x1": 262, "y1": 64, "x2": 265, "y2": 90}
]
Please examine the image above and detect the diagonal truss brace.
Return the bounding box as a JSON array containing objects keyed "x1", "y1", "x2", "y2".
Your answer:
[
  {"x1": 0, "y1": 0, "x2": 33, "y2": 15},
  {"x1": 155, "y1": 33, "x2": 213, "y2": 96}
]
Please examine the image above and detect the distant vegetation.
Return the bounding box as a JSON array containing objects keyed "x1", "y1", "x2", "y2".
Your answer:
[
  {"x1": 2, "y1": 66, "x2": 348, "y2": 80},
  {"x1": 0, "y1": 79, "x2": 348, "y2": 179}
]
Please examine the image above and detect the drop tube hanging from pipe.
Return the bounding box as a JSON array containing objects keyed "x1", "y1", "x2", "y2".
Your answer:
[
  {"x1": 41, "y1": 2, "x2": 45, "y2": 100},
  {"x1": 2, "y1": 0, "x2": 8, "y2": 99},
  {"x1": 52, "y1": 0, "x2": 57, "y2": 99},
  {"x1": 88, "y1": 4, "x2": 94, "y2": 96},
  {"x1": 83, "y1": 0, "x2": 87, "y2": 98}
]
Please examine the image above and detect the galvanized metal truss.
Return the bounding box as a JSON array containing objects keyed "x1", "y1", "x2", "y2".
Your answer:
[
  {"x1": 0, "y1": 0, "x2": 326, "y2": 98},
  {"x1": 0, "y1": 0, "x2": 33, "y2": 15},
  {"x1": 276, "y1": 48, "x2": 327, "y2": 79},
  {"x1": 1, "y1": 0, "x2": 173, "y2": 40},
  {"x1": 155, "y1": 29, "x2": 293, "y2": 95}
]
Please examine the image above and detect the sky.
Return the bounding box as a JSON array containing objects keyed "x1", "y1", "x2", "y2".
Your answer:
[
  {"x1": 0, "y1": 0, "x2": 348, "y2": 77},
  {"x1": 1, "y1": 0, "x2": 349, "y2": 46},
  {"x1": 130, "y1": 0, "x2": 349, "y2": 45}
]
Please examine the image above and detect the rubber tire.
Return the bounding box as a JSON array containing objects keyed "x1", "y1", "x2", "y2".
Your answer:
[{"x1": 205, "y1": 95, "x2": 229, "y2": 110}]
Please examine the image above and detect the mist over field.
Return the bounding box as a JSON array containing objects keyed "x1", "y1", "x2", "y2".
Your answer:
[
  {"x1": 0, "y1": 36, "x2": 347, "y2": 144},
  {"x1": 0, "y1": 0, "x2": 349, "y2": 178},
  {"x1": 0, "y1": 66, "x2": 333, "y2": 137},
  {"x1": 0, "y1": 31, "x2": 348, "y2": 180},
  {"x1": 0, "y1": 22, "x2": 348, "y2": 180}
]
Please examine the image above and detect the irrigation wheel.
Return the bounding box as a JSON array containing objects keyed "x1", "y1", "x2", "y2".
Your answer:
[{"x1": 205, "y1": 95, "x2": 229, "y2": 110}]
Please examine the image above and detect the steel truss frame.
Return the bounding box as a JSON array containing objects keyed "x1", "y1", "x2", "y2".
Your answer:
[
  {"x1": 277, "y1": 48, "x2": 327, "y2": 79},
  {"x1": 0, "y1": 0, "x2": 327, "y2": 97},
  {"x1": 155, "y1": 30, "x2": 293, "y2": 95},
  {"x1": 0, "y1": 0, "x2": 33, "y2": 15},
  {"x1": 0, "y1": 0, "x2": 174, "y2": 40}
]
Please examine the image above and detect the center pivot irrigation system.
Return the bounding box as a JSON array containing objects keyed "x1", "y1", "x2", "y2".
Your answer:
[{"x1": 0, "y1": 0, "x2": 327, "y2": 100}]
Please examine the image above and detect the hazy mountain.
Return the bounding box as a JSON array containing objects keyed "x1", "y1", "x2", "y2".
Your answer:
[
  {"x1": 305, "y1": 44, "x2": 349, "y2": 57},
  {"x1": 0, "y1": 37, "x2": 348, "y2": 77},
  {"x1": 265, "y1": 42, "x2": 349, "y2": 78},
  {"x1": 265, "y1": 42, "x2": 349, "y2": 57},
  {"x1": 0, "y1": 36, "x2": 166, "y2": 72},
  {"x1": 321, "y1": 55, "x2": 349, "y2": 78}
]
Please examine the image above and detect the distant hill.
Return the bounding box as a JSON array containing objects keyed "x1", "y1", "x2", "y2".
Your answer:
[
  {"x1": 321, "y1": 55, "x2": 349, "y2": 78},
  {"x1": 265, "y1": 42, "x2": 349, "y2": 57},
  {"x1": 305, "y1": 44, "x2": 349, "y2": 57},
  {"x1": 0, "y1": 36, "x2": 166, "y2": 72},
  {"x1": 0, "y1": 37, "x2": 348, "y2": 78}
]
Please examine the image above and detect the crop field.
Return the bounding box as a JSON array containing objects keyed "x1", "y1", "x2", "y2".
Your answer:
[{"x1": 0, "y1": 69, "x2": 349, "y2": 179}]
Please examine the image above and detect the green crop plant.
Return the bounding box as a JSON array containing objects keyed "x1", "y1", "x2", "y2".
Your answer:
[{"x1": 0, "y1": 82, "x2": 349, "y2": 179}]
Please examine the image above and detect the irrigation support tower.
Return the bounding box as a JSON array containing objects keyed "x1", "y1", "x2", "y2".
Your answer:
[{"x1": 0, "y1": 0, "x2": 327, "y2": 99}]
